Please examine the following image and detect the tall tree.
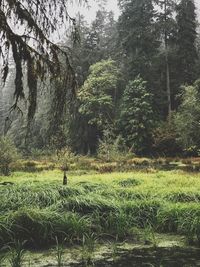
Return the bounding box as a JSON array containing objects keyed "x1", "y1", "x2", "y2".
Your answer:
[
  {"x1": 77, "y1": 59, "x2": 120, "y2": 153},
  {"x1": 118, "y1": 76, "x2": 154, "y2": 154},
  {"x1": 0, "y1": 86, "x2": 4, "y2": 135},
  {"x1": 71, "y1": 8, "x2": 118, "y2": 86},
  {"x1": 118, "y1": 0, "x2": 159, "y2": 82},
  {"x1": 66, "y1": 10, "x2": 119, "y2": 154},
  {"x1": 176, "y1": 0, "x2": 197, "y2": 85},
  {"x1": 156, "y1": 0, "x2": 177, "y2": 116},
  {"x1": 175, "y1": 82, "x2": 200, "y2": 154}
]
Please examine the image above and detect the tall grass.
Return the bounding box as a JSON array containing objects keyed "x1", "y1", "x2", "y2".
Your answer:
[
  {"x1": 55, "y1": 236, "x2": 66, "y2": 267},
  {"x1": 1, "y1": 169, "x2": 200, "y2": 250},
  {"x1": 7, "y1": 240, "x2": 26, "y2": 267},
  {"x1": 81, "y1": 233, "x2": 98, "y2": 266}
]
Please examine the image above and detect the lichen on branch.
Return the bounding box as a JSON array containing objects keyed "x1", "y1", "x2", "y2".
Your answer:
[{"x1": 0, "y1": 0, "x2": 78, "y2": 121}]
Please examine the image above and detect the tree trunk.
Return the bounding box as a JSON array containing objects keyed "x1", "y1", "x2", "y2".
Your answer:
[
  {"x1": 164, "y1": 0, "x2": 172, "y2": 118},
  {"x1": 165, "y1": 51, "x2": 172, "y2": 117}
]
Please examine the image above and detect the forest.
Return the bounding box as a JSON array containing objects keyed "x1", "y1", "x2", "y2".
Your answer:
[
  {"x1": 1, "y1": 0, "x2": 200, "y2": 266},
  {"x1": 1, "y1": 0, "x2": 200, "y2": 157}
]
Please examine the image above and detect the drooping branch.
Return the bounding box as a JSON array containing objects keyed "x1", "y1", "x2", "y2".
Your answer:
[{"x1": 0, "y1": 0, "x2": 79, "y2": 121}]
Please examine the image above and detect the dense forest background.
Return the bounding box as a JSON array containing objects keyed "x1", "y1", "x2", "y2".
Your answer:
[{"x1": 1, "y1": 0, "x2": 200, "y2": 157}]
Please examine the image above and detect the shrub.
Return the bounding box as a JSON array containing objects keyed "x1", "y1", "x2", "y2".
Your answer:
[
  {"x1": 174, "y1": 84, "x2": 200, "y2": 156},
  {"x1": 56, "y1": 147, "x2": 77, "y2": 171},
  {"x1": 97, "y1": 130, "x2": 129, "y2": 162},
  {"x1": 23, "y1": 161, "x2": 37, "y2": 172},
  {"x1": 0, "y1": 136, "x2": 19, "y2": 176},
  {"x1": 94, "y1": 163, "x2": 117, "y2": 173},
  {"x1": 75, "y1": 157, "x2": 93, "y2": 170},
  {"x1": 152, "y1": 120, "x2": 182, "y2": 156}
]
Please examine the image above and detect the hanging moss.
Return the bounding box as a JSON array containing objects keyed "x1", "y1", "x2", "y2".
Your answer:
[{"x1": 0, "y1": 0, "x2": 78, "y2": 121}]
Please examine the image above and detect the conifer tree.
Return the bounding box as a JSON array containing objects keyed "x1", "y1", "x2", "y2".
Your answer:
[
  {"x1": 156, "y1": 0, "x2": 177, "y2": 116},
  {"x1": 118, "y1": 0, "x2": 159, "y2": 82},
  {"x1": 176, "y1": 0, "x2": 197, "y2": 85},
  {"x1": 118, "y1": 76, "x2": 154, "y2": 154}
]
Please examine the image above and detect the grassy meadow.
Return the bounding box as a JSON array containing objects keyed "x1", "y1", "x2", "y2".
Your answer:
[{"x1": 1, "y1": 158, "x2": 200, "y2": 265}]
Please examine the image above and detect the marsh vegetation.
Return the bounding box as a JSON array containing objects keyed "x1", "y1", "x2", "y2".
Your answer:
[{"x1": 1, "y1": 157, "x2": 200, "y2": 266}]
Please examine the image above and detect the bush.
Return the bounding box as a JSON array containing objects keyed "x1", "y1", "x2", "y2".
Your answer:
[
  {"x1": 0, "y1": 136, "x2": 19, "y2": 176},
  {"x1": 97, "y1": 129, "x2": 131, "y2": 162},
  {"x1": 93, "y1": 163, "x2": 117, "y2": 173},
  {"x1": 174, "y1": 84, "x2": 200, "y2": 156},
  {"x1": 56, "y1": 147, "x2": 77, "y2": 171},
  {"x1": 152, "y1": 119, "x2": 182, "y2": 156}
]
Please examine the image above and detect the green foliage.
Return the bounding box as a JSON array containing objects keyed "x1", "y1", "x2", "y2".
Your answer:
[
  {"x1": 81, "y1": 233, "x2": 98, "y2": 265},
  {"x1": 0, "y1": 137, "x2": 19, "y2": 176},
  {"x1": 118, "y1": 77, "x2": 154, "y2": 154},
  {"x1": 176, "y1": 0, "x2": 197, "y2": 85},
  {"x1": 97, "y1": 129, "x2": 129, "y2": 161},
  {"x1": 0, "y1": 0, "x2": 76, "y2": 123},
  {"x1": 156, "y1": 0, "x2": 177, "y2": 41},
  {"x1": 0, "y1": 0, "x2": 200, "y2": 158},
  {"x1": 152, "y1": 119, "x2": 182, "y2": 156},
  {"x1": 2, "y1": 168, "x2": 200, "y2": 249},
  {"x1": 55, "y1": 236, "x2": 66, "y2": 267},
  {"x1": 8, "y1": 240, "x2": 26, "y2": 267},
  {"x1": 174, "y1": 84, "x2": 200, "y2": 155},
  {"x1": 142, "y1": 224, "x2": 157, "y2": 247},
  {"x1": 118, "y1": 0, "x2": 159, "y2": 81},
  {"x1": 78, "y1": 59, "x2": 120, "y2": 129},
  {"x1": 76, "y1": 59, "x2": 121, "y2": 154},
  {"x1": 56, "y1": 147, "x2": 77, "y2": 171},
  {"x1": 2, "y1": 208, "x2": 90, "y2": 248},
  {"x1": 117, "y1": 178, "x2": 141, "y2": 188},
  {"x1": 73, "y1": 9, "x2": 118, "y2": 86},
  {"x1": 47, "y1": 79, "x2": 70, "y2": 150}
]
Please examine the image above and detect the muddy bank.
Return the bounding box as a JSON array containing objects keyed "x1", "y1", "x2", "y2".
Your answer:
[
  {"x1": 85, "y1": 247, "x2": 200, "y2": 267},
  {"x1": 2, "y1": 234, "x2": 200, "y2": 266},
  {"x1": 18, "y1": 237, "x2": 200, "y2": 266},
  {"x1": 23, "y1": 246, "x2": 200, "y2": 267}
]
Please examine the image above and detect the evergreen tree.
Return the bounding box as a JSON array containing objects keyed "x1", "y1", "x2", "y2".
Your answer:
[
  {"x1": 156, "y1": 0, "x2": 177, "y2": 116},
  {"x1": 118, "y1": 0, "x2": 159, "y2": 82},
  {"x1": 176, "y1": 0, "x2": 197, "y2": 85},
  {"x1": 72, "y1": 9, "x2": 118, "y2": 86},
  {"x1": 118, "y1": 76, "x2": 154, "y2": 154},
  {"x1": 175, "y1": 82, "x2": 200, "y2": 155}
]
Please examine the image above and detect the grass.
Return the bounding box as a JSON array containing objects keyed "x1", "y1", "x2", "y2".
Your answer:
[
  {"x1": 55, "y1": 236, "x2": 66, "y2": 267},
  {"x1": 7, "y1": 240, "x2": 26, "y2": 267},
  {"x1": 1, "y1": 168, "x2": 200, "y2": 255}
]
